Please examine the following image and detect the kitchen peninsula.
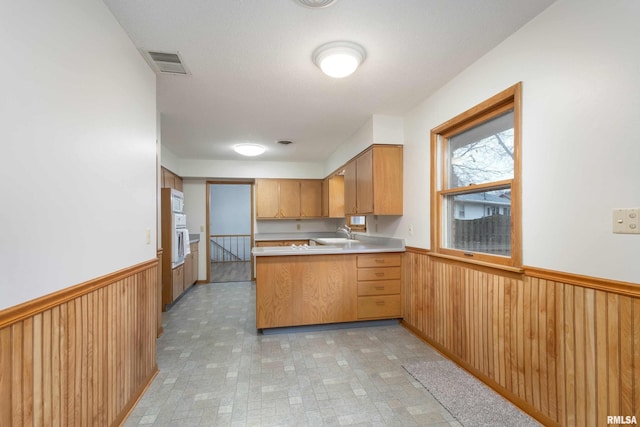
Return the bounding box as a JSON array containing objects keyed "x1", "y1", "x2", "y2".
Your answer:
[{"x1": 253, "y1": 234, "x2": 404, "y2": 330}]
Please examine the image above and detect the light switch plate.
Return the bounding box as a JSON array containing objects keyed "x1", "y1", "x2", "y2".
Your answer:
[{"x1": 612, "y1": 208, "x2": 640, "y2": 234}]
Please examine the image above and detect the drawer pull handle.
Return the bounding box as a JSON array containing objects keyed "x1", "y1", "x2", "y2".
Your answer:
[
  {"x1": 376, "y1": 301, "x2": 385, "y2": 306},
  {"x1": 375, "y1": 286, "x2": 385, "y2": 290},
  {"x1": 375, "y1": 273, "x2": 384, "y2": 277},
  {"x1": 374, "y1": 259, "x2": 385, "y2": 263}
]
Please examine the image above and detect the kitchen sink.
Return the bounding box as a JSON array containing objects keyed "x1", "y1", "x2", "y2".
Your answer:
[{"x1": 314, "y1": 238, "x2": 360, "y2": 245}]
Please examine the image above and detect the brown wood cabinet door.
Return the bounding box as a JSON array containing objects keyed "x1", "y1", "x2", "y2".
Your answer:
[
  {"x1": 162, "y1": 168, "x2": 174, "y2": 189},
  {"x1": 255, "y1": 179, "x2": 280, "y2": 218},
  {"x1": 174, "y1": 176, "x2": 183, "y2": 192},
  {"x1": 372, "y1": 145, "x2": 403, "y2": 215},
  {"x1": 278, "y1": 180, "x2": 301, "y2": 218},
  {"x1": 256, "y1": 254, "x2": 357, "y2": 329},
  {"x1": 328, "y1": 175, "x2": 345, "y2": 218},
  {"x1": 343, "y1": 161, "x2": 357, "y2": 215},
  {"x1": 356, "y1": 149, "x2": 374, "y2": 214},
  {"x1": 322, "y1": 178, "x2": 329, "y2": 217},
  {"x1": 300, "y1": 180, "x2": 322, "y2": 217},
  {"x1": 171, "y1": 265, "x2": 183, "y2": 302}
]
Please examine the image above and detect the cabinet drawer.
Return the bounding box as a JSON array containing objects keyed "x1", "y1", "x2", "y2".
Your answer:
[
  {"x1": 358, "y1": 280, "x2": 401, "y2": 296},
  {"x1": 357, "y1": 266, "x2": 401, "y2": 281},
  {"x1": 357, "y1": 253, "x2": 401, "y2": 268},
  {"x1": 357, "y1": 295, "x2": 401, "y2": 319}
]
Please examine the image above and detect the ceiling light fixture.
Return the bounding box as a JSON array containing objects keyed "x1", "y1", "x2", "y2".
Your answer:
[
  {"x1": 234, "y1": 143, "x2": 265, "y2": 157},
  {"x1": 294, "y1": 0, "x2": 337, "y2": 8},
  {"x1": 312, "y1": 41, "x2": 366, "y2": 78}
]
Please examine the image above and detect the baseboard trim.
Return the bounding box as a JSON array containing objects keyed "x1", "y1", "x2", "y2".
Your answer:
[{"x1": 115, "y1": 366, "x2": 159, "y2": 427}]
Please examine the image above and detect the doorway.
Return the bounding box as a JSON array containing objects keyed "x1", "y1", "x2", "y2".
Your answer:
[{"x1": 207, "y1": 182, "x2": 253, "y2": 283}]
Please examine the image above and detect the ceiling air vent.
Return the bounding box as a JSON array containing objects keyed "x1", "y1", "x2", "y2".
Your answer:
[
  {"x1": 143, "y1": 50, "x2": 189, "y2": 75},
  {"x1": 294, "y1": 0, "x2": 337, "y2": 9}
]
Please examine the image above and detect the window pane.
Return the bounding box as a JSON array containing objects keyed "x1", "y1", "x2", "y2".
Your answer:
[
  {"x1": 443, "y1": 189, "x2": 511, "y2": 256},
  {"x1": 349, "y1": 216, "x2": 365, "y2": 225},
  {"x1": 447, "y1": 110, "x2": 514, "y2": 188}
]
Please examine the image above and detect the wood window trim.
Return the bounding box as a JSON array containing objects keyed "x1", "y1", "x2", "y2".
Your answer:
[{"x1": 430, "y1": 82, "x2": 522, "y2": 269}]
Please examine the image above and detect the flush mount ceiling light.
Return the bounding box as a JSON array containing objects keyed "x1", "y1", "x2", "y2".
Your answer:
[
  {"x1": 234, "y1": 143, "x2": 265, "y2": 157},
  {"x1": 312, "y1": 41, "x2": 366, "y2": 78},
  {"x1": 294, "y1": 0, "x2": 337, "y2": 8}
]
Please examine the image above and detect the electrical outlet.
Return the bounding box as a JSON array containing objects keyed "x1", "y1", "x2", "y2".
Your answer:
[
  {"x1": 200, "y1": 225, "x2": 205, "y2": 232},
  {"x1": 297, "y1": 223, "x2": 301, "y2": 230},
  {"x1": 613, "y1": 208, "x2": 640, "y2": 234},
  {"x1": 409, "y1": 224, "x2": 414, "y2": 236},
  {"x1": 145, "y1": 228, "x2": 151, "y2": 244}
]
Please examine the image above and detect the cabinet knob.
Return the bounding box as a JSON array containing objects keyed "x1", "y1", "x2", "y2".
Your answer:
[
  {"x1": 375, "y1": 272, "x2": 384, "y2": 277},
  {"x1": 375, "y1": 286, "x2": 385, "y2": 290}
]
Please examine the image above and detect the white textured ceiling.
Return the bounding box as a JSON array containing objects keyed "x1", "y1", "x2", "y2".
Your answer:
[{"x1": 103, "y1": 0, "x2": 555, "y2": 162}]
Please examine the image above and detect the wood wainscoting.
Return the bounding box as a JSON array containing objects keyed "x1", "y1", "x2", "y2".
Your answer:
[
  {"x1": 0, "y1": 259, "x2": 159, "y2": 427},
  {"x1": 402, "y1": 247, "x2": 639, "y2": 427}
]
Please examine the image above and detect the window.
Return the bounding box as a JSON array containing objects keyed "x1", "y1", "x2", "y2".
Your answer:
[
  {"x1": 431, "y1": 83, "x2": 521, "y2": 267},
  {"x1": 347, "y1": 215, "x2": 366, "y2": 231}
]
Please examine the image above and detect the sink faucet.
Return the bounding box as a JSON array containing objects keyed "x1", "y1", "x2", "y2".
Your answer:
[{"x1": 337, "y1": 224, "x2": 353, "y2": 240}]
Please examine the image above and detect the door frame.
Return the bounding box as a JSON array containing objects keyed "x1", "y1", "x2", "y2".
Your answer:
[{"x1": 206, "y1": 180, "x2": 255, "y2": 283}]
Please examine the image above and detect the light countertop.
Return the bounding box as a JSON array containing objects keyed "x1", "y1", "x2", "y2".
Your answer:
[{"x1": 252, "y1": 233, "x2": 404, "y2": 256}]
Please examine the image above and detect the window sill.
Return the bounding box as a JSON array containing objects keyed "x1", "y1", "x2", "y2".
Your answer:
[{"x1": 427, "y1": 251, "x2": 524, "y2": 275}]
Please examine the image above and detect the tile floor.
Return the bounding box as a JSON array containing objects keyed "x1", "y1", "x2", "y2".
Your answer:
[{"x1": 124, "y1": 281, "x2": 461, "y2": 426}]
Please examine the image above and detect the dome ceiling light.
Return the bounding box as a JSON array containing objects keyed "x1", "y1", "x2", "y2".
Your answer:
[
  {"x1": 294, "y1": 0, "x2": 337, "y2": 9},
  {"x1": 312, "y1": 41, "x2": 366, "y2": 78},
  {"x1": 234, "y1": 143, "x2": 265, "y2": 157}
]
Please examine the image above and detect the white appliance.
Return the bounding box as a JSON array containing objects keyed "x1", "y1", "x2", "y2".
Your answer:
[
  {"x1": 171, "y1": 188, "x2": 184, "y2": 213},
  {"x1": 172, "y1": 213, "x2": 188, "y2": 267},
  {"x1": 170, "y1": 190, "x2": 189, "y2": 267}
]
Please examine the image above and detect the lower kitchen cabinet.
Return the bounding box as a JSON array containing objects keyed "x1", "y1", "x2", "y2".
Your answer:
[
  {"x1": 256, "y1": 254, "x2": 357, "y2": 329},
  {"x1": 171, "y1": 264, "x2": 184, "y2": 303},
  {"x1": 356, "y1": 253, "x2": 402, "y2": 319},
  {"x1": 255, "y1": 252, "x2": 403, "y2": 329},
  {"x1": 163, "y1": 241, "x2": 199, "y2": 311},
  {"x1": 183, "y1": 242, "x2": 200, "y2": 292}
]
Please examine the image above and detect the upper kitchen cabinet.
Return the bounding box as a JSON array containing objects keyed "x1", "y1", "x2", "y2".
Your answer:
[
  {"x1": 322, "y1": 175, "x2": 345, "y2": 218},
  {"x1": 344, "y1": 145, "x2": 403, "y2": 216},
  {"x1": 255, "y1": 179, "x2": 323, "y2": 219},
  {"x1": 300, "y1": 180, "x2": 322, "y2": 218},
  {"x1": 161, "y1": 167, "x2": 183, "y2": 191}
]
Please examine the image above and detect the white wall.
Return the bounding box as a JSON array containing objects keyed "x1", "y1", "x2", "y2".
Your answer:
[
  {"x1": 179, "y1": 159, "x2": 324, "y2": 179},
  {"x1": 160, "y1": 144, "x2": 181, "y2": 175},
  {"x1": 396, "y1": 0, "x2": 640, "y2": 283},
  {"x1": 210, "y1": 185, "x2": 251, "y2": 235},
  {"x1": 0, "y1": 1, "x2": 157, "y2": 310},
  {"x1": 324, "y1": 114, "x2": 404, "y2": 175}
]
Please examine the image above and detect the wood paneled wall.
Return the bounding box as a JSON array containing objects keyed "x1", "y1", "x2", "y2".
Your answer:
[
  {"x1": 402, "y1": 248, "x2": 639, "y2": 426},
  {"x1": 0, "y1": 260, "x2": 158, "y2": 427}
]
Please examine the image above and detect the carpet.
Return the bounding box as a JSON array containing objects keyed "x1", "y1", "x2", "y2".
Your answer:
[{"x1": 403, "y1": 360, "x2": 540, "y2": 427}]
